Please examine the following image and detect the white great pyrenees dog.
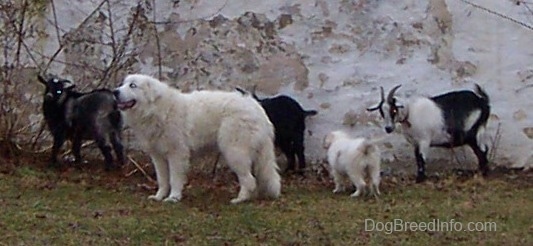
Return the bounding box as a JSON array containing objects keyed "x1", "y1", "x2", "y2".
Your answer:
[
  {"x1": 323, "y1": 131, "x2": 381, "y2": 197},
  {"x1": 113, "y1": 74, "x2": 281, "y2": 204}
]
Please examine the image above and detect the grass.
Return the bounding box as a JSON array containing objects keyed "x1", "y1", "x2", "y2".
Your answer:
[{"x1": 0, "y1": 154, "x2": 532, "y2": 245}]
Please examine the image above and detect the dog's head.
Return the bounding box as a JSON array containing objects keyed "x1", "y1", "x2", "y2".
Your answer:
[
  {"x1": 113, "y1": 74, "x2": 167, "y2": 111},
  {"x1": 37, "y1": 74, "x2": 75, "y2": 104}
]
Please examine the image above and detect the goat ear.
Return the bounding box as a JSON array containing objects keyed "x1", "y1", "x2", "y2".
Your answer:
[
  {"x1": 63, "y1": 80, "x2": 76, "y2": 89},
  {"x1": 37, "y1": 75, "x2": 47, "y2": 85}
]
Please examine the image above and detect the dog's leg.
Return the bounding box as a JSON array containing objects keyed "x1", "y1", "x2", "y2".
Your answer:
[
  {"x1": 148, "y1": 154, "x2": 170, "y2": 201},
  {"x1": 223, "y1": 148, "x2": 256, "y2": 204},
  {"x1": 367, "y1": 156, "x2": 381, "y2": 197},
  {"x1": 164, "y1": 152, "x2": 190, "y2": 203},
  {"x1": 331, "y1": 169, "x2": 345, "y2": 193},
  {"x1": 348, "y1": 172, "x2": 366, "y2": 197}
]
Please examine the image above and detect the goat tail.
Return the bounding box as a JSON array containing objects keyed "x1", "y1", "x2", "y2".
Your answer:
[
  {"x1": 474, "y1": 83, "x2": 490, "y2": 104},
  {"x1": 254, "y1": 138, "x2": 281, "y2": 199},
  {"x1": 473, "y1": 83, "x2": 491, "y2": 153},
  {"x1": 304, "y1": 109, "x2": 318, "y2": 117}
]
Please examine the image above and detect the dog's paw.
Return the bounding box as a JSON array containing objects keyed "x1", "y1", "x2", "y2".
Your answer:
[
  {"x1": 350, "y1": 191, "x2": 362, "y2": 197},
  {"x1": 163, "y1": 196, "x2": 181, "y2": 203},
  {"x1": 333, "y1": 187, "x2": 344, "y2": 193},
  {"x1": 230, "y1": 197, "x2": 248, "y2": 204},
  {"x1": 148, "y1": 195, "x2": 163, "y2": 201}
]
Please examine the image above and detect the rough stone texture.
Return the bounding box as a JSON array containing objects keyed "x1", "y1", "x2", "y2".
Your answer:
[{"x1": 1, "y1": 0, "x2": 532, "y2": 169}]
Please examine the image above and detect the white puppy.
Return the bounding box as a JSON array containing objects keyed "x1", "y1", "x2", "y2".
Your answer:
[
  {"x1": 323, "y1": 131, "x2": 381, "y2": 197},
  {"x1": 114, "y1": 74, "x2": 281, "y2": 204}
]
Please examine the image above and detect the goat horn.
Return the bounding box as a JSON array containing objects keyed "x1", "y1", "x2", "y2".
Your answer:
[
  {"x1": 387, "y1": 84, "x2": 402, "y2": 104},
  {"x1": 37, "y1": 74, "x2": 47, "y2": 84}
]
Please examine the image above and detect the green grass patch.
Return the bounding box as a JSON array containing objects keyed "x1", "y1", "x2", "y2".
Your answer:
[{"x1": 0, "y1": 165, "x2": 531, "y2": 245}]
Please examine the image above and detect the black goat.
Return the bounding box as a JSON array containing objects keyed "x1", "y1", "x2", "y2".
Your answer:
[
  {"x1": 37, "y1": 75, "x2": 125, "y2": 170},
  {"x1": 367, "y1": 84, "x2": 491, "y2": 182},
  {"x1": 236, "y1": 87, "x2": 317, "y2": 174}
]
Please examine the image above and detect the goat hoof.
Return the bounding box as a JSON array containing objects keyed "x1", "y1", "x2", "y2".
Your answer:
[{"x1": 415, "y1": 175, "x2": 427, "y2": 183}]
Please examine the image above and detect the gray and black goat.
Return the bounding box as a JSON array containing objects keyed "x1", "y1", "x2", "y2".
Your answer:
[
  {"x1": 367, "y1": 84, "x2": 491, "y2": 182},
  {"x1": 37, "y1": 75, "x2": 124, "y2": 170}
]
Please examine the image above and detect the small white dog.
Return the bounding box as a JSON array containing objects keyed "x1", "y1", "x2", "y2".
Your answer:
[{"x1": 323, "y1": 131, "x2": 381, "y2": 197}]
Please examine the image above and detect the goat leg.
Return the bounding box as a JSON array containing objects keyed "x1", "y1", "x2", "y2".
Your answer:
[
  {"x1": 468, "y1": 141, "x2": 490, "y2": 177},
  {"x1": 50, "y1": 132, "x2": 66, "y2": 168},
  {"x1": 93, "y1": 131, "x2": 115, "y2": 171},
  {"x1": 110, "y1": 131, "x2": 125, "y2": 166},
  {"x1": 72, "y1": 134, "x2": 83, "y2": 165},
  {"x1": 414, "y1": 146, "x2": 427, "y2": 183}
]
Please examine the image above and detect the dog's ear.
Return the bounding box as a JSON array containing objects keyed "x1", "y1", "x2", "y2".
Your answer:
[{"x1": 37, "y1": 74, "x2": 47, "y2": 85}]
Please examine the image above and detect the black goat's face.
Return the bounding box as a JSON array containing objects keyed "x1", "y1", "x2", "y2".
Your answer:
[
  {"x1": 37, "y1": 75, "x2": 75, "y2": 102},
  {"x1": 367, "y1": 85, "x2": 403, "y2": 134}
]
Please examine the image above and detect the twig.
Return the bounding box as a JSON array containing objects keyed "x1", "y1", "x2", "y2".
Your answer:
[
  {"x1": 43, "y1": 0, "x2": 107, "y2": 72},
  {"x1": 127, "y1": 155, "x2": 157, "y2": 184},
  {"x1": 152, "y1": 0, "x2": 163, "y2": 80},
  {"x1": 60, "y1": 141, "x2": 94, "y2": 157},
  {"x1": 211, "y1": 153, "x2": 221, "y2": 178},
  {"x1": 149, "y1": 0, "x2": 228, "y2": 25},
  {"x1": 515, "y1": 83, "x2": 533, "y2": 93},
  {"x1": 97, "y1": 2, "x2": 142, "y2": 87},
  {"x1": 457, "y1": 0, "x2": 533, "y2": 31},
  {"x1": 50, "y1": 0, "x2": 62, "y2": 45},
  {"x1": 488, "y1": 122, "x2": 502, "y2": 162}
]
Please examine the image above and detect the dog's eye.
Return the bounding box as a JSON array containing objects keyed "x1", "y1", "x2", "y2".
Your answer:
[
  {"x1": 129, "y1": 83, "x2": 137, "y2": 88},
  {"x1": 56, "y1": 90, "x2": 62, "y2": 94}
]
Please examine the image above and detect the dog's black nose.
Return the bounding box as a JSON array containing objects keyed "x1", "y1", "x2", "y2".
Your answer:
[
  {"x1": 113, "y1": 90, "x2": 120, "y2": 98},
  {"x1": 385, "y1": 126, "x2": 394, "y2": 133}
]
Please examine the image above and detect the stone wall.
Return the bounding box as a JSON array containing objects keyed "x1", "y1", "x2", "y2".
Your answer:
[{"x1": 1, "y1": 0, "x2": 531, "y2": 169}]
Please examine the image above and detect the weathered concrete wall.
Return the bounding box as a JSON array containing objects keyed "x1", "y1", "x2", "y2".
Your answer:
[{"x1": 2, "y1": 0, "x2": 532, "y2": 169}]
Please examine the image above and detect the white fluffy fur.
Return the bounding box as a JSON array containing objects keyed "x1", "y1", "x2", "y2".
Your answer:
[
  {"x1": 323, "y1": 131, "x2": 381, "y2": 197},
  {"x1": 114, "y1": 74, "x2": 281, "y2": 204}
]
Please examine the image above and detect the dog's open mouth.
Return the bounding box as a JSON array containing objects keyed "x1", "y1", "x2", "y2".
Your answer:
[{"x1": 117, "y1": 100, "x2": 136, "y2": 110}]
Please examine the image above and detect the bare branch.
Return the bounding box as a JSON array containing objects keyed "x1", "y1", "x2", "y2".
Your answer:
[
  {"x1": 458, "y1": 0, "x2": 533, "y2": 31},
  {"x1": 149, "y1": 0, "x2": 228, "y2": 25},
  {"x1": 152, "y1": 0, "x2": 162, "y2": 80},
  {"x1": 50, "y1": 0, "x2": 62, "y2": 45},
  {"x1": 43, "y1": 0, "x2": 107, "y2": 73}
]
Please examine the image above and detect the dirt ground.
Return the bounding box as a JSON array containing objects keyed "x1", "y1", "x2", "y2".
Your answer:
[{"x1": 1, "y1": 140, "x2": 531, "y2": 193}]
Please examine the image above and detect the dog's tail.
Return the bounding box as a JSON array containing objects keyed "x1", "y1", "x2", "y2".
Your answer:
[
  {"x1": 254, "y1": 138, "x2": 281, "y2": 199},
  {"x1": 360, "y1": 141, "x2": 378, "y2": 156}
]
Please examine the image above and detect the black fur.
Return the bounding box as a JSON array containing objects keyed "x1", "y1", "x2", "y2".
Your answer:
[
  {"x1": 37, "y1": 74, "x2": 125, "y2": 170},
  {"x1": 236, "y1": 88, "x2": 317, "y2": 174},
  {"x1": 431, "y1": 89, "x2": 490, "y2": 148}
]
